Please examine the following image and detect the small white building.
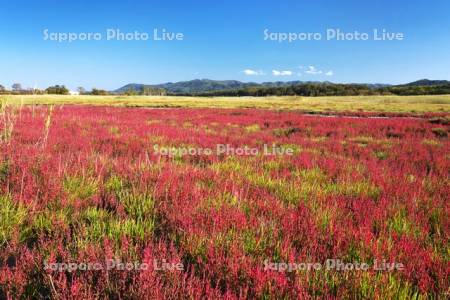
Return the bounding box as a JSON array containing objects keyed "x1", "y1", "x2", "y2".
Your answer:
[{"x1": 69, "y1": 90, "x2": 80, "y2": 95}]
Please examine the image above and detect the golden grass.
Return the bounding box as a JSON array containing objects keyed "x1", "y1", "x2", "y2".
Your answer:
[{"x1": 1, "y1": 94, "x2": 450, "y2": 113}]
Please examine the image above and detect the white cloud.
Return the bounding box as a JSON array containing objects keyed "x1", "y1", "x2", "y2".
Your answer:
[
  {"x1": 243, "y1": 67, "x2": 330, "y2": 77},
  {"x1": 243, "y1": 69, "x2": 264, "y2": 76},
  {"x1": 305, "y1": 66, "x2": 322, "y2": 75},
  {"x1": 272, "y1": 70, "x2": 293, "y2": 76}
]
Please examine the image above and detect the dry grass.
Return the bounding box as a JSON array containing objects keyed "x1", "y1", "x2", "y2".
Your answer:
[{"x1": 1, "y1": 94, "x2": 450, "y2": 113}]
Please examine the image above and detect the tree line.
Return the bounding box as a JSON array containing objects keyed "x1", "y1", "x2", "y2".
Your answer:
[
  {"x1": 191, "y1": 83, "x2": 450, "y2": 97},
  {"x1": 0, "y1": 84, "x2": 167, "y2": 96},
  {"x1": 0, "y1": 84, "x2": 100, "y2": 95},
  {"x1": 2, "y1": 82, "x2": 450, "y2": 97}
]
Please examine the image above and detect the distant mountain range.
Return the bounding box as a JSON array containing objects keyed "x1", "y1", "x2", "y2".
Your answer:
[
  {"x1": 116, "y1": 80, "x2": 258, "y2": 95},
  {"x1": 400, "y1": 79, "x2": 450, "y2": 87},
  {"x1": 114, "y1": 79, "x2": 450, "y2": 95}
]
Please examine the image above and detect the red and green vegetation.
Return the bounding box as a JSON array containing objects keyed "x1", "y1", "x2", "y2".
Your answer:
[{"x1": 0, "y1": 105, "x2": 448, "y2": 298}]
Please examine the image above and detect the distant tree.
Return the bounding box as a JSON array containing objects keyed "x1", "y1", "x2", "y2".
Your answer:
[
  {"x1": 143, "y1": 87, "x2": 167, "y2": 96},
  {"x1": 125, "y1": 88, "x2": 138, "y2": 96},
  {"x1": 31, "y1": 88, "x2": 44, "y2": 95},
  {"x1": 45, "y1": 85, "x2": 69, "y2": 95},
  {"x1": 91, "y1": 88, "x2": 109, "y2": 96},
  {"x1": 77, "y1": 87, "x2": 86, "y2": 95},
  {"x1": 12, "y1": 83, "x2": 22, "y2": 91},
  {"x1": 143, "y1": 87, "x2": 151, "y2": 96},
  {"x1": 0, "y1": 85, "x2": 5, "y2": 92}
]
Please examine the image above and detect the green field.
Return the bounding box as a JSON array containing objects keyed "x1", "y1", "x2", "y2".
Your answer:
[{"x1": 1, "y1": 94, "x2": 450, "y2": 113}]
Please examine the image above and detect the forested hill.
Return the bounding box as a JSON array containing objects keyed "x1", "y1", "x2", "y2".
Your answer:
[{"x1": 115, "y1": 79, "x2": 450, "y2": 96}]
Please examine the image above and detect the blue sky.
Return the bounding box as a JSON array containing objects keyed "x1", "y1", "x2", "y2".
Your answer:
[{"x1": 0, "y1": 0, "x2": 449, "y2": 90}]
